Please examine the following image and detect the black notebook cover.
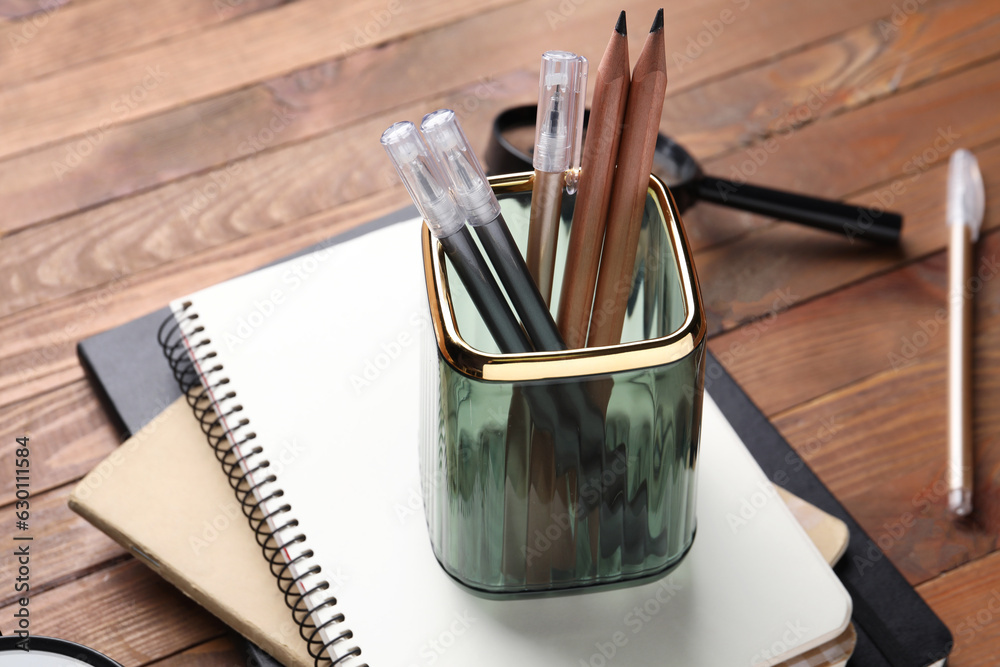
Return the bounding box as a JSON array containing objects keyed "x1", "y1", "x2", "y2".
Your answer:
[{"x1": 78, "y1": 209, "x2": 952, "y2": 667}]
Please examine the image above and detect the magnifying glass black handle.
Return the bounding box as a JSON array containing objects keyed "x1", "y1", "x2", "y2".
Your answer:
[{"x1": 697, "y1": 176, "x2": 902, "y2": 245}]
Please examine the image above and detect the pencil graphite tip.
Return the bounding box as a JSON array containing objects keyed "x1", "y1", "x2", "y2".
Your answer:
[
  {"x1": 615, "y1": 10, "x2": 627, "y2": 36},
  {"x1": 650, "y1": 7, "x2": 663, "y2": 33}
]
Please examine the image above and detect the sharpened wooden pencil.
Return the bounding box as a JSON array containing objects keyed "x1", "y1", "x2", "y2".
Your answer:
[
  {"x1": 588, "y1": 8, "x2": 667, "y2": 348},
  {"x1": 557, "y1": 10, "x2": 630, "y2": 350}
]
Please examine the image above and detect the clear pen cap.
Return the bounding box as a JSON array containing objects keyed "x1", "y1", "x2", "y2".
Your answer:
[
  {"x1": 533, "y1": 51, "x2": 587, "y2": 174},
  {"x1": 565, "y1": 56, "x2": 588, "y2": 195},
  {"x1": 381, "y1": 121, "x2": 465, "y2": 239},
  {"x1": 947, "y1": 148, "x2": 985, "y2": 241},
  {"x1": 421, "y1": 109, "x2": 501, "y2": 227}
]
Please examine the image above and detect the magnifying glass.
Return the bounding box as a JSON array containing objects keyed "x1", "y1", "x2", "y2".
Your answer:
[
  {"x1": 0, "y1": 636, "x2": 123, "y2": 666},
  {"x1": 485, "y1": 106, "x2": 902, "y2": 245}
]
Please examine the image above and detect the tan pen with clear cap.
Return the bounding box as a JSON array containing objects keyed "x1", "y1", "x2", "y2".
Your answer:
[
  {"x1": 946, "y1": 148, "x2": 985, "y2": 518},
  {"x1": 526, "y1": 50, "x2": 587, "y2": 305}
]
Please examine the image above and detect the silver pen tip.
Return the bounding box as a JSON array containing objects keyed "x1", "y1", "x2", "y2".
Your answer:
[{"x1": 948, "y1": 488, "x2": 973, "y2": 517}]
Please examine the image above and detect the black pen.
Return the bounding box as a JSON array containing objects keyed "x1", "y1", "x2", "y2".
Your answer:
[
  {"x1": 383, "y1": 119, "x2": 611, "y2": 581},
  {"x1": 421, "y1": 111, "x2": 622, "y2": 575},
  {"x1": 421, "y1": 109, "x2": 566, "y2": 352},
  {"x1": 381, "y1": 120, "x2": 531, "y2": 353}
]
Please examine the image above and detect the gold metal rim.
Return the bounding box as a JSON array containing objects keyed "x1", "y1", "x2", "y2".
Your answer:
[{"x1": 421, "y1": 171, "x2": 707, "y2": 381}]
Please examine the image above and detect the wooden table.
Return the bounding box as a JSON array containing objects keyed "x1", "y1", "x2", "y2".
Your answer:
[{"x1": 1, "y1": 0, "x2": 997, "y2": 663}]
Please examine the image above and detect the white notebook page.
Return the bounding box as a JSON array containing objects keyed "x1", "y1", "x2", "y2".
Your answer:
[{"x1": 172, "y1": 218, "x2": 850, "y2": 666}]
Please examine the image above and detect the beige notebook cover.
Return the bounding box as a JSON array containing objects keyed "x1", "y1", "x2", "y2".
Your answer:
[
  {"x1": 70, "y1": 397, "x2": 853, "y2": 667},
  {"x1": 70, "y1": 398, "x2": 313, "y2": 667}
]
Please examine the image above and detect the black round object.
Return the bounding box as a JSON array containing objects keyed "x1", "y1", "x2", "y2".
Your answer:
[{"x1": 0, "y1": 636, "x2": 123, "y2": 666}]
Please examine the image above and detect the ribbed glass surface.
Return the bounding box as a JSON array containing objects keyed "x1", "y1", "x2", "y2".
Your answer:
[{"x1": 420, "y1": 186, "x2": 705, "y2": 595}]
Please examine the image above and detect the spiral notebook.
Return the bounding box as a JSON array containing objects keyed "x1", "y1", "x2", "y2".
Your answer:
[
  {"x1": 155, "y1": 217, "x2": 852, "y2": 666},
  {"x1": 69, "y1": 393, "x2": 856, "y2": 667}
]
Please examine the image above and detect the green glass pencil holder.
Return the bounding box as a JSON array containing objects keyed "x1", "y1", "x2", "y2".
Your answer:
[{"x1": 419, "y1": 172, "x2": 707, "y2": 596}]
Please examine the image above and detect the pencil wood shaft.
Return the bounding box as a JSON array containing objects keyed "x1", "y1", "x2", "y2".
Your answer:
[
  {"x1": 557, "y1": 23, "x2": 630, "y2": 350},
  {"x1": 502, "y1": 390, "x2": 531, "y2": 582},
  {"x1": 588, "y1": 21, "x2": 667, "y2": 348},
  {"x1": 525, "y1": 428, "x2": 558, "y2": 584},
  {"x1": 948, "y1": 221, "x2": 974, "y2": 516},
  {"x1": 527, "y1": 169, "x2": 566, "y2": 305}
]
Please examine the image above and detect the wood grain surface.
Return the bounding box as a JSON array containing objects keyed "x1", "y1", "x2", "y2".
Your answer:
[{"x1": 1, "y1": 0, "x2": 999, "y2": 664}]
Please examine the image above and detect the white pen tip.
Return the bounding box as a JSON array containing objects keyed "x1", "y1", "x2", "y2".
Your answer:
[{"x1": 947, "y1": 148, "x2": 985, "y2": 241}]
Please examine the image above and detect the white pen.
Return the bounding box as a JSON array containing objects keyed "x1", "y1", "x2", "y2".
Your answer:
[{"x1": 946, "y1": 148, "x2": 985, "y2": 518}]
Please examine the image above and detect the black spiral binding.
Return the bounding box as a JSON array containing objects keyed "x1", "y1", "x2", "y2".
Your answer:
[{"x1": 158, "y1": 303, "x2": 365, "y2": 667}]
